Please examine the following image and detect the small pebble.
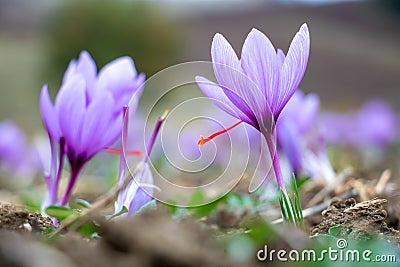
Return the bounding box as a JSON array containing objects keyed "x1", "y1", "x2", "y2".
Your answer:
[{"x1": 23, "y1": 223, "x2": 32, "y2": 232}]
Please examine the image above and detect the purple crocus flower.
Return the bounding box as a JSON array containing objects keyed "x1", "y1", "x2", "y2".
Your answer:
[
  {"x1": 115, "y1": 109, "x2": 167, "y2": 215},
  {"x1": 355, "y1": 100, "x2": 396, "y2": 147},
  {"x1": 40, "y1": 51, "x2": 144, "y2": 207},
  {"x1": 0, "y1": 121, "x2": 37, "y2": 177},
  {"x1": 196, "y1": 24, "x2": 310, "y2": 192},
  {"x1": 277, "y1": 90, "x2": 319, "y2": 177},
  {"x1": 319, "y1": 99, "x2": 396, "y2": 148}
]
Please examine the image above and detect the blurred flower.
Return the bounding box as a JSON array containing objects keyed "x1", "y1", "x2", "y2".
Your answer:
[
  {"x1": 40, "y1": 51, "x2": 144, "y2": 207},
  {"x1": 277, "y1": 91, "x2": 319, "y2": 177},
  {"x1": 0, "y1": 121, "x2": 37, "y2": 177},
  {"x1": 115, "y1": 110, "x2": 167, "y2": 216},
  {"x1": 320, "y1": 99, "x2": 396, "y2": 148},
  {"x1": 196, "y1": 24, "x2": 310, "y2": 192},
  {"x1": 301, "y1": 145, "x2": 336, "y2": 185},
  {"x1": 115, "y1": 161, "x2": 154, "y2": 215},
  {"x1": 355, "y1": 100, "x2": 396, "y2": 146}
]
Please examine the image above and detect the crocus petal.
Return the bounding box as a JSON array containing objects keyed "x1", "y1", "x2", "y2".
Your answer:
[
  {"x1": 79, "y1": 90, "x2": 116, "y2": 159},
  {"x1": 127, "y1": 83, "x2": 145, "y2": 118},
  {"x1": 96, "y1": 57, "x2": 142, "y2": 104},
  {"x1": 279, "y1": 90, "x2": 319, "y2": 134},
  {"x1": 62, "y1": 60, "x2": 77, "y2": 84},
  {"x1": 115, "y1": 162, "x2": 154, "y2": 215},
  {"x1": 128, "y1": 163, "x2": 154, "y2": 214},
  {"x1": 276, "y1": 49, "x2": 285, "y2": 69},
  {"x1": 76, "y1": 51, "x2": 97, "y2": 94},
  {"x1": 63, "y1": 51, "x2": 97, "y2": 94},
  {"x1": 211, "y1": 33, "x2": 272, "y2": 131},
  {"x1": 40, "y1": 85, "x2": 61, "y2": 141},
  {"x1": 278, "y1": 122, "x2": 302, "y2": 176},
  {"x1": 55, "y1": 76, "x2": 87, "y2": 156},
  {"x1": 195, "y1": 76, "x2": 256, "y2": 126},
  {"x1": 128, "y1": 188, "x2": 152, "y2": 214},
  {"x1": 277, "y1": 23, "x2": 310, "y2": 118},
  {"x1": 296, "y1": 93, "x2": 319, "y2": 133},
  {"x1": 241, "y1": 28, "x2": 279, "y2": 103},
  {"x1": 211, "y1": 34, "x2": 270, "y2": 128}
]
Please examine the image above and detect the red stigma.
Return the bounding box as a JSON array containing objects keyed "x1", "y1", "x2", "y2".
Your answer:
[
  {"x1": 103, "y1": 148, "x2": 143, "y2": 157},
  {"x1": 197, "y1": 120, "x2": 243, "y2": 147}
]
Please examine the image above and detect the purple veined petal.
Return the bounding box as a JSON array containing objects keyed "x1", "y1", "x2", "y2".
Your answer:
[
  {"x1": 276, "y1": 49, "x2": 285, "y2": 69},
  {"x1": 211, "y1": 33, "x2": 241, "y2": 80},
  {"x1": 79, "y1": 90, "x2": 116, "y2": 160},
  {"x1": 211, "y1": 33, "x2": 271, "y2": 131},
  {"x1": 40, "y1": 85, "x2": 61, "y2": 141},
  {"x1": 277, "y1": 23, "x2": 310, "y2": 118},
  {"x1": 220, "y1": 81, "x2": 272, "y2": 132},
  {"x1": 240, "y1": 28, "x2": 279, "y2": 102},
  {"x1": 55, "y1": 76, "x2": 87, "y2": 157},
  {"x1": 195, "y1": 76, "x2": 256, "y2": 127}
]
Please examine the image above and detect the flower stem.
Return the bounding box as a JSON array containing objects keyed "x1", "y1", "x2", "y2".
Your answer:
[
  {"x1": 119, "y1": 106, "x2": 129, "y2": 186},
  {"x1": 50, "y1": 137, "x2": 65, "y2": 205},
  {"x1": 143, "y1": 110, "x2": 169, "y2": 163},
  {"x1": 59, "y1": 167, "x2": 82, "y2": 206},
  {"x1": 266, "y1": 135, "x2": 287, "y2": 194}
]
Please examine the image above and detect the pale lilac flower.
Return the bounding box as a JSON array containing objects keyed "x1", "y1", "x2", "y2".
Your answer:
[
  {"x1": 115, "y1": 161, "x2": 154, "y2": 215},
  {"x1": 0, "y1": 121, "x2": 37, "y2": 176},
  {"x1": 115, "y1": 110, "x2": 167, "y2": 215},
  {"x1": 277, "y1": 91, "x2": 319, "y2": 176},
  {"x1": 301, "y1": 145, "x2": 336, "y2": 185},
  {"x1": 355, "y1": 100, "x2": 396, "y2": 146},
  {"x1": 40, "y1": 51, "x2": 144, "y2": 207},
  {"x1": 320, "y1": 100, "x2": 396, "y2": 148},
  {"x1": 196, "y1": 24, "x2": 310, "y2": 192}
]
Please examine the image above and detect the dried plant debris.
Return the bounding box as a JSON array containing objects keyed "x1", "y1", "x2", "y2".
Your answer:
[
  {"x1": 311, "y1": 198, "x2": 400, "y2": 247},
  {"x1": 0, "y1": 202, "x2": 54, "y2": 233}
]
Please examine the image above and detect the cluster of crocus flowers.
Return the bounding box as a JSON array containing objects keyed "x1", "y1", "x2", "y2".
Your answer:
[
  {"x1": 40, "y1": 51, "x2": 145, "y2": 207},
  {"x1": 196, "y1": 24, "x2": 310, "y2": 195}
]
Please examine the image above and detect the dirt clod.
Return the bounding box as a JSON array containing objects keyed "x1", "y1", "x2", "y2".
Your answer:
[
  {"x1": 0, "y1": 202, "x2": 54, "y2": 233},
  {"x1": 311, "y1": 198, "x2": 400, "y2": 247}
]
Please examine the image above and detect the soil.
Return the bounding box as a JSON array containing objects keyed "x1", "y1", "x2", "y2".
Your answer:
[
  {"x1": 311, "y1": 198, "x2": 400, "y2": 248},
  {"x1": 1, "y1": 196, "x2": 400, "y2": 267},
  {"x1": 0, "y1": 202, "x2": 54, "y2": 233},
  {"x1": 59, "y1": 211, "x2": 229, "y2": 267}
]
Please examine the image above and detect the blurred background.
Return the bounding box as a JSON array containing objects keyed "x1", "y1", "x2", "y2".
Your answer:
[{"x1": 0, "y1": 0, "x2": 399, "y2": 137}]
